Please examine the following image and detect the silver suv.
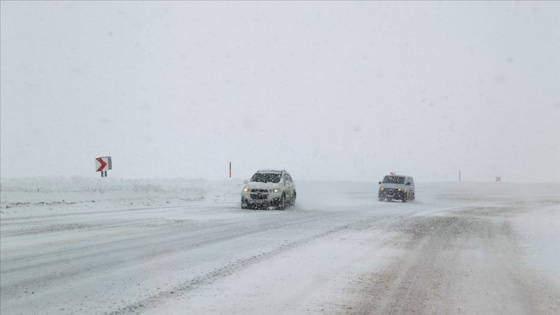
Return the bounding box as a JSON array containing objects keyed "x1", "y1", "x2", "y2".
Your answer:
[
  {"x1": 241, "y1": 170, "x2": 296, "y2": 210},
  {"x1": 378, "y1": 175, "x2": 415, "y2": 202}
]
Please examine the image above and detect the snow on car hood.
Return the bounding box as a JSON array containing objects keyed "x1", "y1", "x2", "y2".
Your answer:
[
  {"x1": 379, "y1": 183, "x2": 406, "y2": 189},
  {"x1": 246, "y1": 182, "x2": 281, "y2": 189}
]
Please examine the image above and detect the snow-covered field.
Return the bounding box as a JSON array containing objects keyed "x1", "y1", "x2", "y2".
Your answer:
[{"x1": 1, "y1": 178, "x2": 559, "y2": 314}]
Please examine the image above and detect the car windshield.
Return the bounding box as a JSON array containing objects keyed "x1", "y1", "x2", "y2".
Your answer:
[
  {"x1": 250, "y1": 173, "x2": 281, "y2": 183},
  {"x1": 382, "y1": 176, "x2": 405, "y2": 184}
]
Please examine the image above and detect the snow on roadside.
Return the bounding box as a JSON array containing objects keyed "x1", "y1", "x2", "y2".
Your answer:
[
  {"x1": 509, "y1": 201, "x2": 560, "y2": 284},
  {"x1": 423, "y1": 181, "x2": 560, "y2": 289},
  {"x1": 0, "y1": 177, "x2": 244, "y2": 216}
]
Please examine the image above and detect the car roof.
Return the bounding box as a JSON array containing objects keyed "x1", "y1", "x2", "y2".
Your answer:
[{"x1": 257, "y1": 170, "x2": 285, "y2": 174}]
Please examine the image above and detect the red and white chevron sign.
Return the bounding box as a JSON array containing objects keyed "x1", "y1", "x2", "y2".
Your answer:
[{"x1": 95, "y1": 157, "x2": 111, "y2": 172}]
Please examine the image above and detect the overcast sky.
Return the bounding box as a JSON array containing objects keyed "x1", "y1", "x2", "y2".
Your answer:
[{"x1": 1, "y1": 1, "x2": 559, "y2": 183}]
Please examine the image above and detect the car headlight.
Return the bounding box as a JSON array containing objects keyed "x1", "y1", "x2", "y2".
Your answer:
[
  {"x1": 397, "y1": 188, "x2": 402, "y2": 191},
  {"x1": 270, "y1": 188, "x2": 281, "y2": 193},
  {"x1": 381, "y1": 188, "x2": 384, "y2": 191},
  {"x1": 243, "y1": 186, "x2": 250, "y2": 192}
]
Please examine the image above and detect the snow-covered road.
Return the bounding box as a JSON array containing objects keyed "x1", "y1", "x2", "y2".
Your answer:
[{"x1": 1, "y1": 179, "x2": 559, "y2": 314}]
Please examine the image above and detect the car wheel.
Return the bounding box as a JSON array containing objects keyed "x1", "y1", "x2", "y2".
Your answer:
[
  {"x1": 278, "y1": 194, "x2": 286, "y2": 210},
  {"x1": 291, "y1": 191, "x2": 297, "y2": 205},
  {"x1": 402, "y1": 193, "x2": 408, "y2": 203},
  {"x1": 241, "y1": 198, "x2": 248, "y2": 209}
]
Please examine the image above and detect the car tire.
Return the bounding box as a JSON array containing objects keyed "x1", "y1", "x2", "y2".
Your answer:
[
  {"x1": 241, "y1": 198, "x2": 249, "y2": 209},
  {"x1": 278, "y1": 194, "x2": 286, "y2": 210},
  {"x1": 291, "y1": 191, "x2": 297, "y2": 205}
]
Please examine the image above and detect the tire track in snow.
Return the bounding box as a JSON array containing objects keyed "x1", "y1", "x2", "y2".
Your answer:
[
  {"x1": 346, "y1": 206, "x2": 560, "y2": 315},
  {"x1": 108, "y1": 223, "x2": 354, "y2": 315},
  {"x1": 1, "y1": 204, "x2": 373, "y2": 299}
]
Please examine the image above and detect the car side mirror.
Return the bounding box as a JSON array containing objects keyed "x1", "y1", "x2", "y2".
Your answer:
[
  {"x1": 378, "y1": 181, "x2": 382, "y2": 185},
  {"x1": 406, "y1": 182, "x2": 411, "y2": 186}
]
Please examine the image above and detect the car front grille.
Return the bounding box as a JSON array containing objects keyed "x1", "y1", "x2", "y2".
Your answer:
[
  {"x1": 250, "y1": 194, "x2": 268, "y2": 200},
  {"x1": 251, "y1": 189, "x2": 268, "y2": 193}
]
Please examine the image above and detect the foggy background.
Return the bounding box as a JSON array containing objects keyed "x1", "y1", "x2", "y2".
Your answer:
[{"x1": 1, "y1": 1, "x2": 559, "y2": 183}]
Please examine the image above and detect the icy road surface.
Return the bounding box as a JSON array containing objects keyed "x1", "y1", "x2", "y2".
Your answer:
[{"x1": 1, "y1": 179, "x2": 559, "y2": 314}]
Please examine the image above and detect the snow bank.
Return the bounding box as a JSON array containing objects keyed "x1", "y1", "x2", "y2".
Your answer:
[{"x1": 0, "y1": 177, "x2": 244, "y2": 215}]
